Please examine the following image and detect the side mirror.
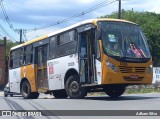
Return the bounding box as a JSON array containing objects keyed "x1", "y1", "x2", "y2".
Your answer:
[{"x1": 96, "y1": 28, "x2": 101, "y2": 40}]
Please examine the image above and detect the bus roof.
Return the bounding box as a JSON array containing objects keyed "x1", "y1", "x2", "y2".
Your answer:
[{"x1": 11, "y1": 18, "x2": 137, "y2": 50}]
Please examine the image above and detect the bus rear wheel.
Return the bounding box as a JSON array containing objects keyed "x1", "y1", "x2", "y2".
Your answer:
[
  {"x1": 4, "y1": 93, "x2": 8, "y2": 97},
  {"x1": 103, "y1": 85, "x2": 126, "y2": 98},
  {"x1": 31, "y1": 92, "x2": 39, "y2": 99},
  {"x1": 65, "y1": 75, "x2": 86, "y2": 99},
  {"x1": 52, "y1": 90, "x2": 68, "y2": 99},
  {"x1": 21, "y1": 80, "x2": 39, "y2": 99}
]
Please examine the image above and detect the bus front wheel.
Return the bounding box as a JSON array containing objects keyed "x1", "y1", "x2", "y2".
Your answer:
[
  {"x1": 21, "y1": 80, "x2": 39, "y2": 99},
  {"x1": 65, "y1": 75, "x2": 86, "y2": 99},
  {"x1": 104, "y1": 85, "x2": 126, "y2": 98}
]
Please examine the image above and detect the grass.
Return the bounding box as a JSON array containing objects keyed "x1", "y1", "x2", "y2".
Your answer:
[
  {"x1": 87, "y1": 85, "x2": 160, "y2": 96},
  {"x1": 125, "y1": 87, "x2": 160, "y2": 94}
]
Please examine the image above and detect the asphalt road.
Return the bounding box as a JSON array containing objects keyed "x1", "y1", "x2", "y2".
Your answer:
[{"x1": 0, "y1": 92, "x2": 160, "y2": 119}]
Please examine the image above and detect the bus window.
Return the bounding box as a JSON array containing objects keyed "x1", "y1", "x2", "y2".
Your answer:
[
  {"x1": 49, "y1": 36, "x2": 56, "y2": 59},
  {"x1": 24, "y1": 45, "x2": 33, "y2": 64},
  {"x1": 56, "y1": 30, "x2": 77, "y2": 57},
  {"x1": 58, "y1": 30, "x2": 75, "y2": 45},
  {"x1": 10, "y1": 48, "x2": 23, "y2": 68}
]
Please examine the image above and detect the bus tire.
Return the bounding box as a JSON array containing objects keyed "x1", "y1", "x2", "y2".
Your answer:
[
  {"x1": 65, "y1": 75, "x2": 86, "y2": 99},
  {"x1": 4, "y1": 93, "x2": 8, "y2": 97},
  {"x1": 21, "y1": 80, "x2": 39, "y2": 99},
  {"x1": 21, "y1": 80, "x2": 32, "y2": 99},
  {"x1": 31, "y1": 92, "x2": 39, "y2": 99},
  {"x1": 104, "y1": 85, "x2": 126, "y2": 98},
  {"x1": 52, "y1": 90, "x2": 68, "y2": 99}
]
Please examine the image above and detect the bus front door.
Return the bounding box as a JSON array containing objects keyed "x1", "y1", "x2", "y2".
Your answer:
[
  {"x1": 36, "y1": 45, "x2": 48, "y2": 91},
  {"x1": 79, "y1": 29, "x2": 96, "y2": 84}
]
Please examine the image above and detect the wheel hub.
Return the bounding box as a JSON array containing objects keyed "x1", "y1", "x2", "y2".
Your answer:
[{"x1": 70, "y1": 81, "x2": 79, "y2": 93}]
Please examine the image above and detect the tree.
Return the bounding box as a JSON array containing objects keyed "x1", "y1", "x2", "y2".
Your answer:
[
  {"x1": 0, "y1": 38, "x2": 19, "y2": 56},
  {"x1": 100, "y1": 9, "x2": 160, "y2": 66}
]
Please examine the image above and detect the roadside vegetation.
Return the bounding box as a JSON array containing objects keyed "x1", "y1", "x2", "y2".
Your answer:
[
  {"x1": 88, "y1": 85, "x2": 160, "y2": 96},
  {"x1": 125, "y1": 85, "x2": 160, "y2": 94},
  {"x1": 0, "y1": 39, "x2": 19, "y2": 56}
]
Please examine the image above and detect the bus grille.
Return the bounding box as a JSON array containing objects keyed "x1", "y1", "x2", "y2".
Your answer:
[
  {"x1": 123, "y1": 76, "x2": 143, "y2": 81},
  {"x1": 118, "y1": 66, "x2": 146, "y2": 73}
]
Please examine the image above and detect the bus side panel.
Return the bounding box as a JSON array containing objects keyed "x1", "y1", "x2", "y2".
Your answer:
[
  {"x1": 20, "y1": 65, "x2": 37, "y2": 92},
  {"x1": 9, "y1": 68, "x2": 21, "y2": 93},
  {"x1": 47, "y1": 54, "x2": 79, "y2": 90},
  {"x1": 95, "y1": 59, "x2": 102, "y2": 84}
]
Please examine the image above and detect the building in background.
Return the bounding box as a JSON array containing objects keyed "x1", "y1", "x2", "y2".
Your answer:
[
  {"x1": 153, "y1": 67, "x2": 160, "y2": 83},
  {"x1": 0, "y1": 38, "x2": 6, "y2": 89}
]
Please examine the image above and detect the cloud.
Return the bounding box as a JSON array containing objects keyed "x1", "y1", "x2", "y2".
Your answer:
[
  {"x1": 1, "y1": 0, "x2": 101, "y2": 25},
  {"x1": 0, "y1": 0, "x2": 160, "y2": 41},
  {"x1": 26, "y1": 27, "x2": 60, "y2": 41},
  {"x1": 123, "y1": 0, "x2": 160, "y2": 13}
]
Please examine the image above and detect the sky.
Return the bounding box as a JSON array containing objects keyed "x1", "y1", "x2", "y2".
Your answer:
[{"x1": 0, "y1": 0, "x2": 160, "y2": 42}]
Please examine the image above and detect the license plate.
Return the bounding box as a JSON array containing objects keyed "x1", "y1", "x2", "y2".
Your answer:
[{"x1": 130, "y1": 75, "x2": 138, "y2": 79}]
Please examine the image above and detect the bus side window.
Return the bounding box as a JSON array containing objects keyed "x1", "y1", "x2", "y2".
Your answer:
[
  {"x1": 10, "y1": 51, "x2": 13, "y2": 68},
  {"x1": 49, "y1": 36, "x2": 56, "y2": 59},
  {"x1": 24, "y1": 45, "x2": 33, "y2": 65},
  {"x1": 80, "y1": 33, "x2": 87, "y2": 58},
  {"x1": 58, "y1": 30, "x2": 75, "y2": 45},
  {"x1": 56, "y1": 30, "x2": 77, "y2": 57},
  {"x1": 10, "y1": 49, "x2": 23, "y2": 68}
]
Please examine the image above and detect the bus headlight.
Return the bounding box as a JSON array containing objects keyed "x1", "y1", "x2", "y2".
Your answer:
[
  {"x1": 106, "y1": 60, "x2": 118, "y2": 72},
  {"x1": 147, "y1": 65, "x2": 152, "y2": 73}
]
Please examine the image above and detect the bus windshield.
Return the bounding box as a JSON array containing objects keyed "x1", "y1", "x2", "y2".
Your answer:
[{"x1": 98, "y1": 21, "x2": 151, "y2": 59}]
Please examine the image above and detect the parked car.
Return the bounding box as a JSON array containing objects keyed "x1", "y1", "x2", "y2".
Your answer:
[{"x1": 4, "y1": 83, "x2": 20, "y2": 97}]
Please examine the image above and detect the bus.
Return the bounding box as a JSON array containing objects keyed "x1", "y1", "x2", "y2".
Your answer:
[{"x1": 8, "y1": 18, "x2": 153, "y2": 99}]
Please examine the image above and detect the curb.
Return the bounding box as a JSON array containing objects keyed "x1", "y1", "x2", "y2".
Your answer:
[{"x1": 0, "y1": 91, "x2": 4, "y2": 97}]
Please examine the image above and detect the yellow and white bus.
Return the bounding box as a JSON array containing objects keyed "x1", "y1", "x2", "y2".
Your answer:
[{"x1": 8, "y1": 18, "x2": 153, "y2": 99}]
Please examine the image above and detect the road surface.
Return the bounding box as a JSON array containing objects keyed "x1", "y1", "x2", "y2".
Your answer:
[{"x1": 0, "y1": 92, "x2": 160, "y2": 119}]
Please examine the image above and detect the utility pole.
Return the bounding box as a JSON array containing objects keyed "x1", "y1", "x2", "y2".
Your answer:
[
  {"x1": 3, "y1": 36, "x2": 6, "y2": 57},
  {"x1": 20, "y1": 29, "x2": 22, "y2": 44},
  {"x1": 118, "y1": 0, "x2": 121, "y2": 19},
  {"x1": 3, "y1": 37, "x2": 7, "y2": 84}
]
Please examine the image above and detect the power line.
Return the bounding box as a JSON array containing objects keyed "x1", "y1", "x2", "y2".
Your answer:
[
  {"x1": 3, "y1": 1, "x2": 24, "y2": 9},
  {"x1": 23, "y1": 30, "x2": 28, "y2": 42},
  {"x1": 0, "y1": 29, "x2": 5, "y2": 36},
  {"x1": 26, "y1": 0, "x2": 117, "y2": 32},
  {"x1": 0, "y1": 0, "x2": 119, "y2": 41},
  {"x1": 0, "y1": 33, "x2": 3, "y2": 38},
  {"x1": 0, "y1": 1, "x2": 23, "y2": 42},
  {"x1": 0, "y1": 25, "x2": 16, "y2": 41},
  {"x1": 0, "y1": 1, "x2": 17, "y2": 32}
]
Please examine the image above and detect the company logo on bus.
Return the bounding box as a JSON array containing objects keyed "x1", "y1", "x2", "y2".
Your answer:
[{"x1": 49, "y1": 65, "x2": 54, "y2": 74}]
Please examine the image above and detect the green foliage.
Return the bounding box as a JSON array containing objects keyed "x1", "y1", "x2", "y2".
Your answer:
[
  {"x1": 0, "y1": 39, "x2": 19, "y2": 57},
  {"x1": 125, "y1": 85, "x2": 160, "y2": 94},
  {"x1": 100, "y1": 9, "x2": 160, "y2": 66}
]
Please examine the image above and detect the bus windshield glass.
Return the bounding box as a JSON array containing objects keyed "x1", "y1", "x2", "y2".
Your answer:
[{"x1": 98, "y1": 21, "x2": 151, "y2": 59}]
